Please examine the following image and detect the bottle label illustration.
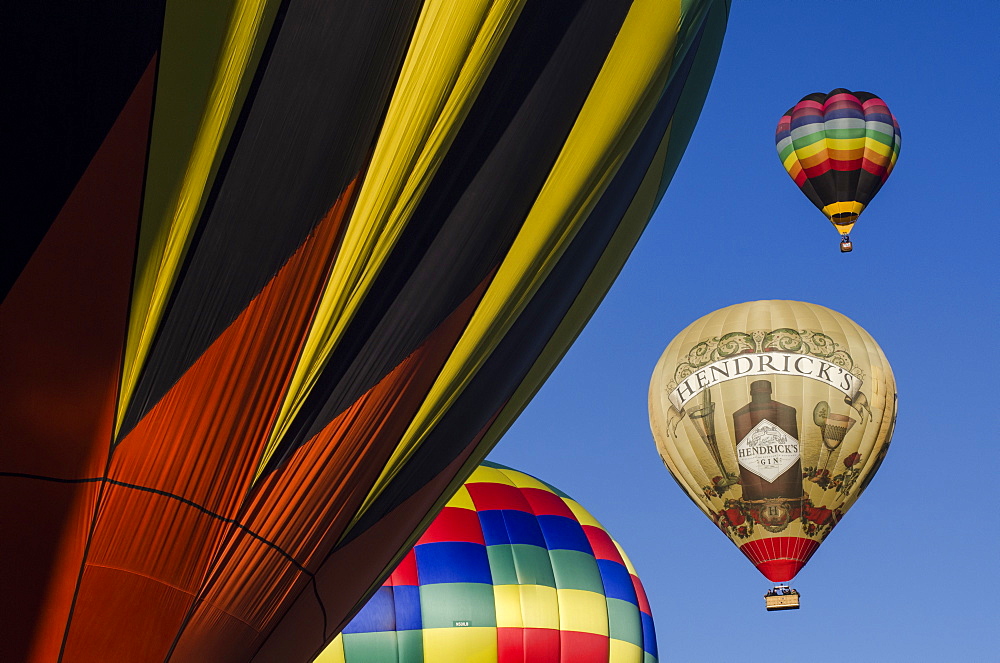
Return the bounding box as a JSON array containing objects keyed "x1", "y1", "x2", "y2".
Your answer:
[{"x1": 737, "y1": 419, "x2": 801, "y2": 482}]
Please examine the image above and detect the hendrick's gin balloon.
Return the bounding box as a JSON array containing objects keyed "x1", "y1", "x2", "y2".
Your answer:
[{"x1": 649, "y1": 300, "x2": 897, "y2": 585}]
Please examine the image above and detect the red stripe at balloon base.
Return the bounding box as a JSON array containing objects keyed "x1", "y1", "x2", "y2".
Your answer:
[{"x1": 738, "y1": 537, "x2": 820, "y2": 582}]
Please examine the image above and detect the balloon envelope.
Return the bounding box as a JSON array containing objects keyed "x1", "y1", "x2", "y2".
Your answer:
[
  {"x1": 320, "y1": 462, "x2": 657, "y2": 663},
  {"x1": 1, "y1": 1, "x2": 729, "y2": 661},
  {"x1": 649, "y1": 301, "x2": 897, "y2": 582},
  {"x1": 775, "y1": 89, "x2": 901, "y2": 236}
]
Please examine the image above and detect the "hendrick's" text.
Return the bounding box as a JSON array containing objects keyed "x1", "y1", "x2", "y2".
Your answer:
[{"x1": 668, "y1": 351, "x2": 862, "y2": 410}]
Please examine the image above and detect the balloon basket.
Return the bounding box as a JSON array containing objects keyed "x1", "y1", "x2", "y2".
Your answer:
[
  {"x1": 764, "y1": 585, "x2": 800, "y2": 611},
  {"x1": 839, "y1": 235, "x2": 853, "y2": 252}
]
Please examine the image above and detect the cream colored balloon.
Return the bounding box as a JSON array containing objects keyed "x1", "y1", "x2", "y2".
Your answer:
[{"x1": 649, "y1": 300, "x2": 897, "y2": 582}]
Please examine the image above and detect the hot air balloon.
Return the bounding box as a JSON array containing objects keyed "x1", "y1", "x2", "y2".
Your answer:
[
  {"x1": 1, "y1": 1, "x2": 730, "y2": 661},
  {"x1": 648, "y1": 301, "x2": 897, "y2": 607},
  {"x1": 319, "y1": 462, "x2": 657, "y2": 663},
  {"x1": 775, "y1": 89, "x2": 901, "y2": 252}
]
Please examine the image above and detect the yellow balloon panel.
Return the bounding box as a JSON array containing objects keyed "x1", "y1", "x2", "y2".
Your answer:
[{"x1": 648, "y1": 300, "x2": 896, "y2": 582}]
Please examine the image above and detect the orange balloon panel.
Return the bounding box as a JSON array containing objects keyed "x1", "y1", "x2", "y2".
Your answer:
[{"x1": 649, "y1": 301, "x2": 896, "y2": 582}]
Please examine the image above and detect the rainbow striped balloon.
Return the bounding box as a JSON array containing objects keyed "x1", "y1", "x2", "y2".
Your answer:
[
  {"x1": 775, "y1": 89, "x2": 901, "y2": 236},
  {"x1": 319, "y1": 462, "x2": 657, "y2": 662}
]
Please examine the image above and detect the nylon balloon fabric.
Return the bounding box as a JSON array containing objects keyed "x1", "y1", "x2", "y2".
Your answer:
[
  {"x1": 0, "y1": 1, "x2": 730, "y2": 661},
  {"x1": 775, "y1": 89, "x2": 901, "y2": 234},
  {"x1": 319, "y1": 462, "x2": 657, "y2": 663},
  {"x1": 649, "y1": 301, "x2": 897, "y2": 583}
]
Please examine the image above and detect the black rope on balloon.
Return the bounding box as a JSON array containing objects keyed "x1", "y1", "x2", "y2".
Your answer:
[{"x1": 0, "y1": 471, "x2": 309, "y2": 573}]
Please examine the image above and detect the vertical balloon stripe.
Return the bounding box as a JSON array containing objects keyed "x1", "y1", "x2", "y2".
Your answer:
[
  {"x1": 358, "y1": 0, "x2": 685, "y2": 511},
  {"x1": 61, "y1": 182, "x2": 361, "y2": 659},
  {"x1": 475, "y1": 464, "x2": 557, "y2": 661},
  {"x1": 461, "y1": 3, "x2": 728, "y2": 534},
  {"x1": 329, "y1": 0, "x2": 725, "y2": 561},
  {"x1": 120, "y1": 2, "x2": 433, "y2": 442},
  {"x1": 119, "y1": 0, "x2": 278, "y2": 433},
  {"x1": 264, "y1": 0, "x2": 528, "y2": 466},
  {"x1": 155, "y1": 221, "x2": 486, "y2": 660}
]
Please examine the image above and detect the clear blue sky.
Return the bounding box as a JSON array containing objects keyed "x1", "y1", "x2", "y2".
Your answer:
[{"x1": 488, "y1": 2, "x2": 999, "y2": 661}]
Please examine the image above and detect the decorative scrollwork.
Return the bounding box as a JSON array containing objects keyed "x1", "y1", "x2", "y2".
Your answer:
[
  {"x1": 803, "y1": 331, "x2": 837, "y2": 357},
  {"x1": 827, "y1": 350, "x2": 855, "y2": 372},
  {"x1": 716, "y1": 332, "x2": 756, "y2": 358},
  {"x1": 687, "y1": 341, "x2": 715, "y2": 367},
  {"x1": 761, "y1": 328, "x2": 803, "y2": 352},
  {"x1": 673, "y1": 363, "x2": 695, "y2": 383},
  {"x1": 665, "y1": 327, "x2": 863, "y2": 391}
]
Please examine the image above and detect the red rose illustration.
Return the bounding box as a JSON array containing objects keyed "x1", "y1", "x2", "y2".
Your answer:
[
  {"x1": 723, "y1": 507, "x2": 745, "y2": 527},
  {"x1": 844, "y1": 452, "x2": 862, "y2": 468},
  {"x1": 804, "y1": 504, "x2": 832, "y2": 525}
]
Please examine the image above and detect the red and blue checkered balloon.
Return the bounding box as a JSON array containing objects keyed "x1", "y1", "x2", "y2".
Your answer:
[{"x1": 319, "y1": 462, "x2": 657, "y2": 662}]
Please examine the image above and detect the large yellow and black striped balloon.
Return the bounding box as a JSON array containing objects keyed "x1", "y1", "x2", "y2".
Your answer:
[{"x1": 2, "y1": 1, "x2": 730, "y2": 661}]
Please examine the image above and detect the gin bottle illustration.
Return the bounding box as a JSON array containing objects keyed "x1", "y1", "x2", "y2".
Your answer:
[{"x1": 732, "y1": 380, "x2": 803, "y2": 518}]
